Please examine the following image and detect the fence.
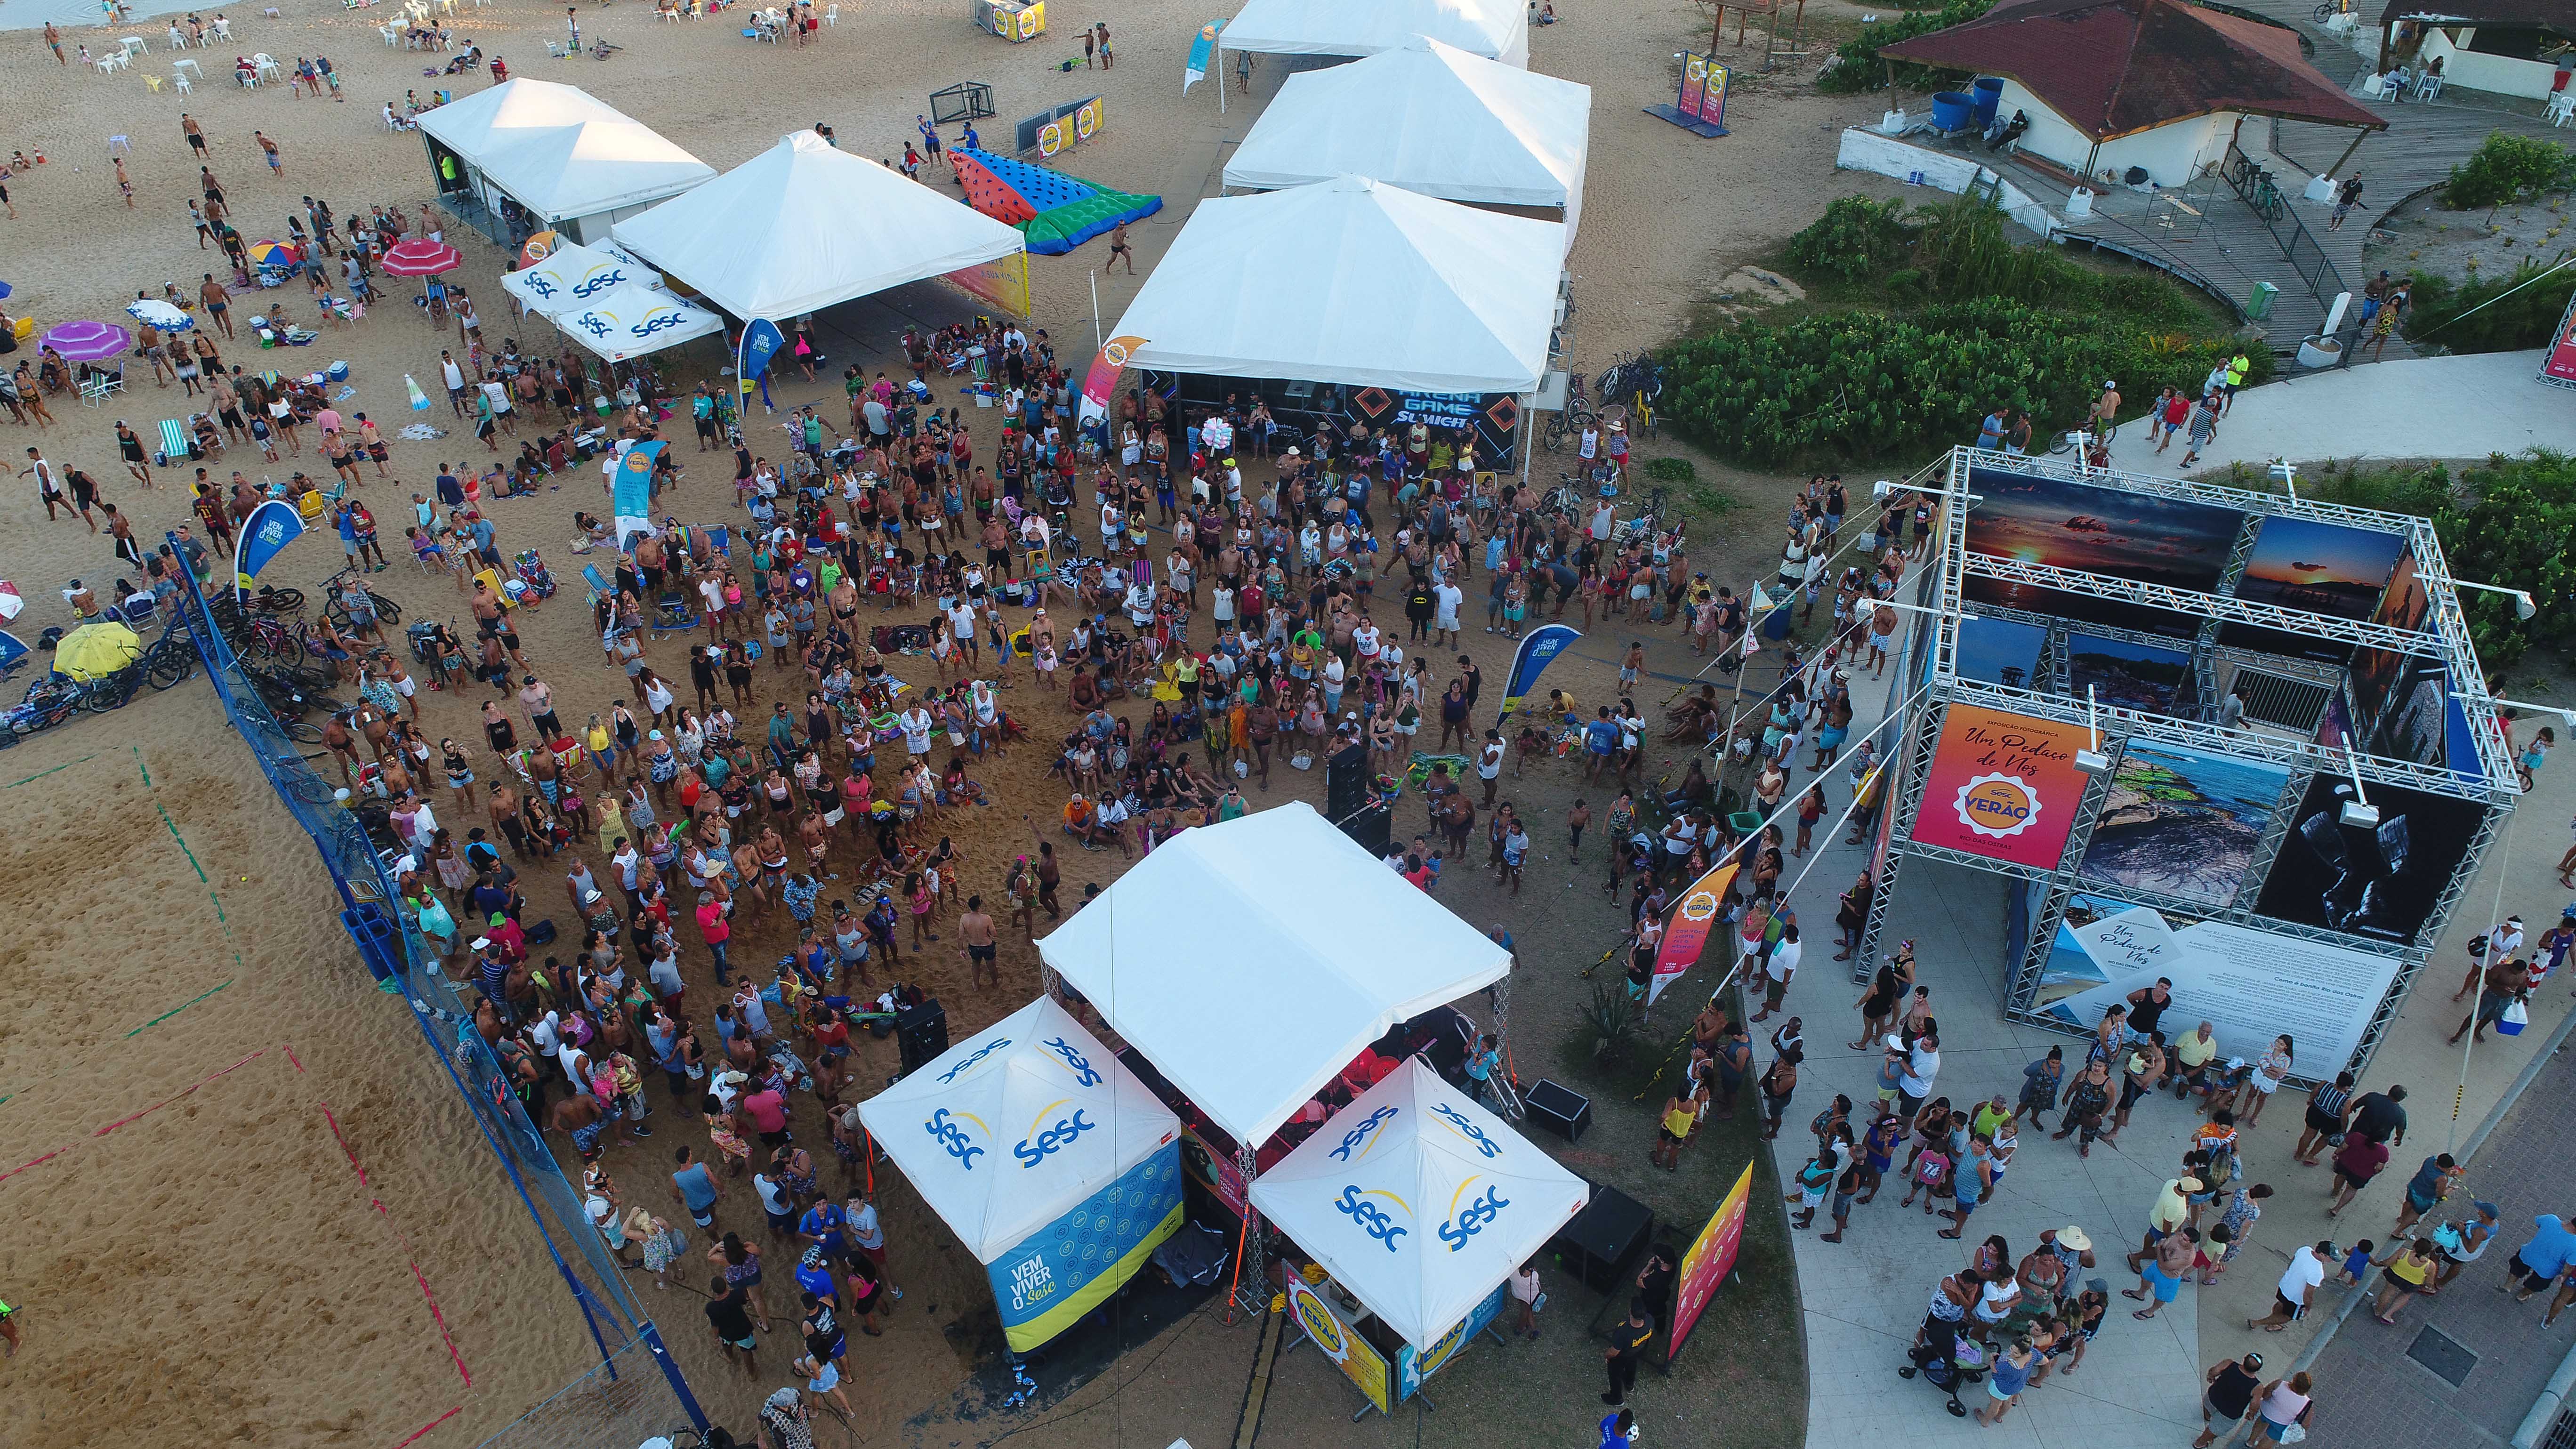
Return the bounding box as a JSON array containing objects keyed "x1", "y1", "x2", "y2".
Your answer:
[
  {"x1": 2221, "y1": 138, "x2": 2350, "y2": 310},
  {"x1": 164, "y1": 536, "x2": 708, "y2": 1447}
]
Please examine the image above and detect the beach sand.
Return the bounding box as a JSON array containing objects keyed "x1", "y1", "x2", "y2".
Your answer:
[{"x1": 0, "y1": 2, "x2": 1896, "y2": 1443}]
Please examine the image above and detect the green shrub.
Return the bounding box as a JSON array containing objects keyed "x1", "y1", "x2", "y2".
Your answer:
[
  {"x1": 2294, "y1": 455, "x2": 2569, "y2": 672},
  {"x1": 2403, "y1": 259, "x2": 2576, "y2": 354},
  {"x1": 1786, "y1": 196, "x2": 1918, "y2": 282},
  {"x1": 1818, "y1": 0, "x2": 1996, "y2": 93},
  {"x1": 2443, "y1": 132, "x2": 2576, "y2": 212},
  {"x1": 1644, "y1": 455, "x2": 1698, "y2": 483},
  {"x1": 1663, "y1": 299, "x2": 2252, "y2": 467}
]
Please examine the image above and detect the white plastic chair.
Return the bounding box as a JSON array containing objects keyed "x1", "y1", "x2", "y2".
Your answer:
[
  {"x1": 823, "y1": 3, "x2": 837, "y2": 22},
  {"x1": 108, "y1": 134, "x2": 132, "y2": 154},
  {"x1": 2551, "y1": 93, "x2": 2576, "y2": 128},
  {"x1": 381, "y1": 21, "x2": 401, "y2": 42},
  {"x1": 172, "y1": 71, "x2": 192, "y2": 93},
  {"x1": 166, "y1": 24, "x2": 187, "y2": 48},
  {"x1": 97, "y1": 56, "x2": 122, "y2": 75},
  {"x1": 210, "y1": 16, "x2": 232, "y2": 38},
  {"x1": 254, "y1": 52, "x2": 282, "y2": 82},
  {"x1": 173, "y1": 56, "x2": 201, "y2": 78}
]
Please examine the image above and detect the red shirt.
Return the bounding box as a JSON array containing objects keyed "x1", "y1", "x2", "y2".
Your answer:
[
  {"x1": 811, "y1": 1018, "x2": 851, "y2": 1055},
  {"x1": 697, "y1": 902, "x2": 731, "y2": 945},
  {"x1": 2163, "y1": 395, "x2": 2190, "y2": 426},
  {"x1": 740, "y1": 1089, "x2": 787, "y2": 1134}
]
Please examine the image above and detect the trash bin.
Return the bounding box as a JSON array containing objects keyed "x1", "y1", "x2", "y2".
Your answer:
[{"x1": 2247, "y1": 281, "x2": 2278, "y2": 320}]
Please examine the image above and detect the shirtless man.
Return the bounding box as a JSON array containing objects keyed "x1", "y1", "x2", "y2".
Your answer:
[
  {"x1": 959, "y1": 894, "x2": 999, "y2": 989},
  {"x1": 552, "y1": 1086, "x2": 612, "y2": 1161}
]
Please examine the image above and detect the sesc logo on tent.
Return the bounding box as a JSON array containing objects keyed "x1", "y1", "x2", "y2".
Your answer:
[{"x1": 1953, "y1": 772, "x2": 2043, "y2": 840}]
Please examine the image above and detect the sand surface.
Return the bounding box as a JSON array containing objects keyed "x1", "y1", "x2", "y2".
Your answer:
[{"x1": 0, "y1": 2, "x2": 1892, "y2": 1444}]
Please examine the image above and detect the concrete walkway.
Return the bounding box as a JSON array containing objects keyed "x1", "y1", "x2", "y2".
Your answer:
[
  {"x1": 2149, "y1": 349, "x2": 2576, "y2": 475},
  {"x1": 1737, "y1": 492, "x2": 2576, "y2": 1449}
]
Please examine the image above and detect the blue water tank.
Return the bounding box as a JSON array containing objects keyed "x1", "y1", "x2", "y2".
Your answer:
[
  {"x1": 1972, "y1": 77, "x2": 2004, "y2": 127},
  {"x1": 1931, "y1": 91, "x2": 1974, "y2": 133}
]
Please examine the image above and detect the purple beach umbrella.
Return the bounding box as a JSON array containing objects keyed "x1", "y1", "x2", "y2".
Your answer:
[{"x1": 39, "y1": 320, "x2": 133, "y2": 362}]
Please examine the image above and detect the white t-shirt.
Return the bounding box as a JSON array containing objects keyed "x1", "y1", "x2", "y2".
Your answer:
[
  {"x1": 442, "y1": 359, "x2": 466, "y2": 391},
  {"x1": 900, "y1": 708, "x2": 934, "y2": 754},
  {"x1": 1478, "y1": 742, "x2": 1503, "y2": 781},
  {"x1": 1434, "y1": 584, "x2": 1462, "y2": 627},
  {"x1": 948, "y1": 603, "x2": 975, "y2": 640},
  {"x1": 483, "y1": 379, "x2": 511, "y2": 414},
  {"x1": 1900, "y1": 1045, "x2": 1940, "y2": 1097},
  {"x1": 2276, "y1": 1247, "x2": 2325, "y2": 1305},
  {"x1": 1766, "y1": 937, "x2": 1802, "y2": 984}
]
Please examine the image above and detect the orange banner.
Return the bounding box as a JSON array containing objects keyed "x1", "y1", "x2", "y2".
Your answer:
[
  {"x1": 1909, "y1": 704, "x2": 2091, "y2": 869},
  {"x1": 1649, "y1": 861, "x2": 1739, "y2": 1005},
  {"x1": 1667, "y1": 1159, "x2": 1754, "y2": 1360}
]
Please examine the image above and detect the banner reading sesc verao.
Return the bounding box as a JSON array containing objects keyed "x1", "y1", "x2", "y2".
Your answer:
[{"x1": 1909, "y1": 703, "x2": 2092, "y2": 870}]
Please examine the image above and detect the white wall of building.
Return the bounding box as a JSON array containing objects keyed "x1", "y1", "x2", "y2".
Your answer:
[
  {"x1": 1835, "y1": 128, "x2": 2064, "y2": 237},
  {"x1": 1993, "y1": 80, "x2": 2238, "y2": 188},
  {"x1": 2400, "y1": 25, "x2": 2560, "y2": 99}
]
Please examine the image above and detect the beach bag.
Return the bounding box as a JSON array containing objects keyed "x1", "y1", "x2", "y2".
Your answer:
[{"x1": 2499, "y1": 998, "x2": 2530, "y2": 1036}]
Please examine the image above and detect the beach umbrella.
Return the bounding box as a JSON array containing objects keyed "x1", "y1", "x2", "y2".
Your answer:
[
  {"x1": 126, "y1": 298, "x2": 193, "y2": 333},
  {"x1": 0, "y1": 280, "x2": 13, "y2": 299},
  {"x1": 39, "y1": 320, "x2": 131, "y2": 362},
  {"x1": 383, "y1": 239, "x2": 463, "y2": 277},
  {"x1": 246, "y1": 239, "x2": 300, "y2": 269},
  {"x1": 0, "y1": 582, "x2": 22, "y2": 621},
  {"x1": 404, "y1": 373, "x2": 431, "y2": 411},
  {"x1": 53, "y1": 621, "x2": 141, "y2": 681},
  {"x1": 518, "y1": 230, "x2": 563, "y2": 269}
]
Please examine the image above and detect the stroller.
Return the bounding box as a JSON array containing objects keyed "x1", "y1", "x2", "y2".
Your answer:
[
  {"x1": 652, "y1": 588, "x2": 698, "y2": 639},
  {"x1": 1899, "y1": 1319, "x2": 1988, "y2": 1418}
]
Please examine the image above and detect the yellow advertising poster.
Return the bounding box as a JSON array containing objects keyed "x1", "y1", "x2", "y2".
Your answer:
[
  {"x1": 1667, "y1": 1159, "x2": 1755, "y2": 1359},
  {"x1": 1287, "y1": 1276, "x2": 1391, "y2": 1416},
  {"x1": 943, "y1": 250, "x2": 1031, "y2": 318}
]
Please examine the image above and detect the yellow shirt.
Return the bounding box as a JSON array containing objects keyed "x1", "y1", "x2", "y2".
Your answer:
[{"x1": 2174, "y1": 1032, "x2": 2218, "y2": 1068}]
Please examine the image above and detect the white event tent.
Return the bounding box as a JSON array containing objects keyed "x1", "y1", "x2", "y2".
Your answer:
[
  {"x1": 859, "y1": 997, "x2": 1185, "y2": 1352},
  {"x1": 1220, "y1": 0, "x2": 1530, "y2": 68},
  {"x1": 499, "y1": 239, "x2": 661, "y2": 315},
  {"x1": 612, "y1": 131, "x2": 1028, "y2": 326},
  {"x1": 1250, "y1": 1059, "x2": 1587, "y2": 1350},
  {"x1": 497, "y1": 240, "x2": 720, "y2": 364},
  {"x1": 417, "y1": 80, "x2": 715, "y2": 244},
  {"x1": 1224, "y1": 38, "x2": 1589, "y2": 240},
  {"x1": 1035, "y1": 803, "x2": 1514, "y2": 1149},
  {"x1": 1107, "y1": 175, "x2": 1562, "y2": 395}
]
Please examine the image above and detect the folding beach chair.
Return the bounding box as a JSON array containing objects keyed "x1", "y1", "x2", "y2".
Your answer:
[{"x1": 154, "y1": 418, "x2": 192, "y2": 466}]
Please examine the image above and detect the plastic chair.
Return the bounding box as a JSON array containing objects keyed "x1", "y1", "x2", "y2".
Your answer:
[
  {"x1": 173, "y1": 71, "x2": 192, "y2": 93},
  {"x1": 823, "y1": 2, "x2": 836, "y2": 21},
  {"x1": 254, "y1": 53, "x2": 283, "y2": 83},
  {"x1": 381, "y1": 21, "x2": 400, "y2": 42},
  {"x1": 144, "y1": 73, "x2": 163, "y2": 91},
  {"x1": 119, "y1": 36, "x2": 150, "y2": 57}
]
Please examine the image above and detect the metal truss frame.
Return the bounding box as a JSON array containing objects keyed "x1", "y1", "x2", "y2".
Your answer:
[{"x1": 1963, "y1": 554, "x2": 2455, "y2": 656}]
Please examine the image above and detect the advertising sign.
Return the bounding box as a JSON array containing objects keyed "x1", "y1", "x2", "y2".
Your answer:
[
  {"x1": 2077, "y1": 742, "x2": 2290, "y2": 907},
  {"x1": 943, "y1": 249, "x2": 1032, "y2": 317},
  {"x1": 1287, "y1": 1275, "x2": 1393, "y2": 1416},
  {"x1": 1497, "y1": 623, "x2": 1582, "y2": 723},
  {"x1": 233, "y1": 498, "x2": 306, "y2": 599},
  {"x1": 1910, "y1": 704, "x2": 2093, "y2": 870},
  {"x1": 2543, "y1": 288, "x2": 2576, "y2": 390},
  {"x1": 2035, "y1": 893, "x2": 2404, "y2": 1076},
  {"x1": 1688, "y1": 53, "x2": 1730, "y2": 128},
  {"x1": 1336, "y1": 384, "x2": 1522, "y2": 472},
  {"x1": 1184, "y1": 19, "x2": 1224, "y2": 93},
  {"x1": 1394, "y1": 1281, "x2": 1507, "y2": 1401},
  {"x1": 984, "y1": 1144, "x2": 1184, "y2": 1353},
  {"x1": 1650, "y1": 862, "x2": 1741, "y2": 1005},
  {"x1": 1177, "y1": 1123, "x2": 1248, "y2": 1221},
  {"x1": 2254, "y1": 775, "x2": 2487, "y2": 945},
  {"x1": 1666, "y1": 1159, "x2": 1755, "y2": 1360}
]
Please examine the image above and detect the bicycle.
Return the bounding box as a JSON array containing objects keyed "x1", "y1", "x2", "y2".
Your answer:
[
  {"x1": 144, "y1": 634, "x2": 200, "y2": 691},
  {"x1": 239, "y1": 614, "x2": 310, "y2": 668},
  {"x1": 2310, "y1": 0, "x2": 2350, "y2": 20},
  {"x1": 1541, "y1": 371, "x2": 1595, "y2": 453},
  {"x1": 322, "y1": 570, "x2": 403, "y2": 632}
]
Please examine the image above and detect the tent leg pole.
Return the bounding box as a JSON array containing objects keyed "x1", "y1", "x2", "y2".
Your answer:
[{"x1": 1234, "y1": 1142, "x2": 1264, "y2": 1317}]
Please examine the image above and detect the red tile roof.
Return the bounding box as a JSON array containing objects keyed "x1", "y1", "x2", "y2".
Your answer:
[{"x1": 1880, "y1": 0, "x2": 2389, "y2": 141}]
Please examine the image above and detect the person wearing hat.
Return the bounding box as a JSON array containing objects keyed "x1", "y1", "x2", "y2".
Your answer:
[{"x1": 2089, "y1": 381, "x2": 2121, "y2": 446}]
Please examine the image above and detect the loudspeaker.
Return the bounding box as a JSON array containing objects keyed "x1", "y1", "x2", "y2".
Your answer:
[
  {"x1": 1524, "y1": 1079, "x2": 1593, "y2": 1143},
  {"x1": 896, "y1": 998, "x2": 949, "y2": 1076},
  {"x1": 1325, "y1": 741, "x2": 1391, "y2": 854}
]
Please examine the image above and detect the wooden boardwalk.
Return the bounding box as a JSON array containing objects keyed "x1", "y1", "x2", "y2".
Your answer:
[{"x1": 1983, "y1": 0, "x2": 2567, "y2": 358}]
